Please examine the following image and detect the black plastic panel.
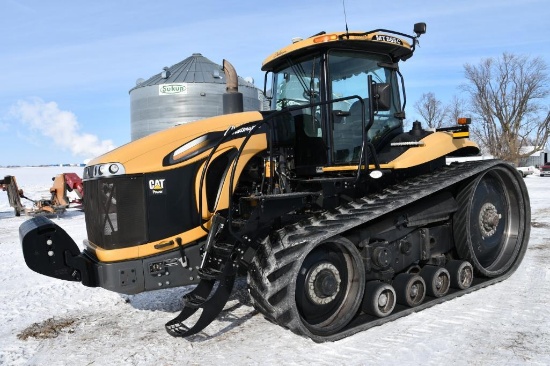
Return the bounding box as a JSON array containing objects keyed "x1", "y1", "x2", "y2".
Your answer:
[{"x1": 84, "y1": 176, "x2": 148, "y2": 249}]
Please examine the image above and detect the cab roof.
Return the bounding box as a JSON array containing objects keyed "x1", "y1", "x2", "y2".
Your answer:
[{"x1": 262, "y1": 30, "x2": 414, "y2": 71}]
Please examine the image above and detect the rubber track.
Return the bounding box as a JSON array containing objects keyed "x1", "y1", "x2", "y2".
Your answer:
[{"x1": 247, "y1": 160, "x2": 529, "y2": 342}]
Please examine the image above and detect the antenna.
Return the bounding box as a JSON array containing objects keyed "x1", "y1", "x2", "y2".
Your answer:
[{"x1": 342, "y1": 0, "x2": 349, "y2": 37}]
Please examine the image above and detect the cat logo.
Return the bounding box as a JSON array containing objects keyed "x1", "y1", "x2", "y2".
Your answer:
[{"x1": 149, "y1": 179, "x2": 166, "y2": 195}]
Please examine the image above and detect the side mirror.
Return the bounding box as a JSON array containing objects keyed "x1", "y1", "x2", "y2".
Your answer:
[
  {"x1": 414, "y1": 23, "x2": 427, "y2": 36},
  {"x1": 263, "y1": 71, "x2": 273, "y2": 100},
  {"x1": 371, "y1": 83, "x2": 391, "y2": 111}
]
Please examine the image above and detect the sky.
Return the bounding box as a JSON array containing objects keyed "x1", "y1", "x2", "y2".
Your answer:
[{"x1": 1, "y1": 0, "x2": 549, "y2": 166}]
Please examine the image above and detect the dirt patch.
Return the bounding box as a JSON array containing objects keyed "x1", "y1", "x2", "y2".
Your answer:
[
  {"x1": 17, "y1": 317, "x2": 77, "y2": 340},
  {"x1": 529, "y1": 242, "x2": 550, "y2": 251},
  {"x1": 531, "y1": 221, "x2": 550, "y2": 228}
]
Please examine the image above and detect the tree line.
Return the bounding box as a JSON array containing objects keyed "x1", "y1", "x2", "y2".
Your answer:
[{"x1": 412, "y1": 53, "x2": 550, "y2": 165}]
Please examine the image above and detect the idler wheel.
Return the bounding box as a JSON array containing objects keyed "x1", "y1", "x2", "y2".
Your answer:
[{"x1": 295, "y1": 236, "x2": 366, "y2": 335}]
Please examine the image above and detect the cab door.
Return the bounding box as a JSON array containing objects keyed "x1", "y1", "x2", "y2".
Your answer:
[{"x1": 327, "y1": 50, "x2": 402, "y2": 165}]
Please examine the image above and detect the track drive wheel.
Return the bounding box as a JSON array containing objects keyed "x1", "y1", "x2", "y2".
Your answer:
[
  {"x1": 445, "y1": 260, "x2": 474, "y2": 290},
  {"x1": 248, "y1": 235, "x2": 365, "y2": 338},
  {"x1": 393, "y1": 273, "x2": 426, "y2": 307},
  {"x1": 362, "y1": 281, "x2": 396, "y2": 317},
  {"x1": 454, "y1": 164, "x2": 530, "y2": 277},
  {"x1": 420, "y1": 265, "x2": 450, "y2": 297}
]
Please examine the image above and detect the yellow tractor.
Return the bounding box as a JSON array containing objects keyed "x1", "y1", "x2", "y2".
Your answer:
[{"x1": 20, "y1": 23, "x2": 530, "y2": 341}]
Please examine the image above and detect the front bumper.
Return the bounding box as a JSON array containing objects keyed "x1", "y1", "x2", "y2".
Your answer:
[{"x1": 20, "y1": 216, "x2": 202, "y2": 295}]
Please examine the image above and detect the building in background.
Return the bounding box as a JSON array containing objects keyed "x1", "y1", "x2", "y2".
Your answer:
[
  {"x1": 130, "y1": 53, "x2": 264, "y2": 141},
  {"x1": 518, "y1": 146, "x2": 549, "y2": 167}
]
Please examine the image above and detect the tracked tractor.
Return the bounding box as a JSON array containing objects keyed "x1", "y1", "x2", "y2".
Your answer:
[{"x1": 20, "y1": 23, "x2": 530, "y2": 342}]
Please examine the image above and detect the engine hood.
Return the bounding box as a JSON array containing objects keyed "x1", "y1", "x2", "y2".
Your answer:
[{"x1": 87, "y1": 111, "x2": 263, "y2": 175}]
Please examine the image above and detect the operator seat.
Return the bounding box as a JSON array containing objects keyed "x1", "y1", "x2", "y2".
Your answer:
[
  {"x1": 348, "y1": 99, "x2": 389, "y2": 144},
  {"x1": 347, "y1": 99, "x2": 369, "y2": 131},
  {"x1": 333, "y1": 100, "x2": 369, "y2": 163}
]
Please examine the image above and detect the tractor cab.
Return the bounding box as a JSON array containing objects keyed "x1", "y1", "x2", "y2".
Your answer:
[{"x1": 262, "y1": 24, "x2": 426, "y2": 174}]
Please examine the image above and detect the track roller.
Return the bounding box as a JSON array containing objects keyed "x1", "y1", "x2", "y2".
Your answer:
[
  {"x1": 420, "y1": 265, "x2": 450, "y2": 297},
  {"x1": 393, "y1": 273, "x2": 426, "y2": 307},
  {"x1": 445, "y1": 260, "x2": 474, "y2": 289},
  {"x1": 362, "y1": 281, "x2": 396, "y2": 317}
]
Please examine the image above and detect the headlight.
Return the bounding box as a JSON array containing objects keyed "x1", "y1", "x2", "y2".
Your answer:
[
  {"x1": 83, "y1": 162, "x2": 126, "y2": 180},
  {"x1": 108, "y1": 164, "x2": 119, "y2": 174}
]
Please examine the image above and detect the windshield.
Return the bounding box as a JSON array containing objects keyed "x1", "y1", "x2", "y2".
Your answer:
[{"x1": 272, "y1": 57, "x2": 321, "y2": 110}]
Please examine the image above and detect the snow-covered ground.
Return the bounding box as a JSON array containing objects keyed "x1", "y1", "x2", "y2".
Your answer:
[{"x1": 1, "y1": 166, "x2": 549, "y2": 365}]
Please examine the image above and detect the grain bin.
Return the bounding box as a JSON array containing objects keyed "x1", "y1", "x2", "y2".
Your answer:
[{"x1": 130, "y1": 53, "x2": 262, "y2": 141}]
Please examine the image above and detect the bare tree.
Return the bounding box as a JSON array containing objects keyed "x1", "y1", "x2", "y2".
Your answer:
[
  {"x1": 463, "y1": 53, "x2": 550, "y2": 164},
  {"x1": 414, "y1": 92, "x2": 449, "y2": 129},
  {"x1": 447, "y1": 95, "x2": 467, "y2": 125}
]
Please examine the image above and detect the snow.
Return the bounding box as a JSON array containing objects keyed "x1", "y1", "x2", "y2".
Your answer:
[{"x1": 1, "y1": 166, "x2": 550, "y2": 365}]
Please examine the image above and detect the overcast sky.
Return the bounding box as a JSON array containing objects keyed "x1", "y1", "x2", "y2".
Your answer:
[{"x1": 1, "y1": 0, "x2": 549, "y2": 166}]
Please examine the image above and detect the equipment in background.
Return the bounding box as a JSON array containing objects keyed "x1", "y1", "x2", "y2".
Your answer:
[
  {"x1": 2, "y1": 173, "x2": 84, "y2": 216},
  {"x1": 1, "y1": 175, "x2": 25, "y2": 216},
  {"x1": 63, "y1": 172, "x2": 84, "y2": 207}
]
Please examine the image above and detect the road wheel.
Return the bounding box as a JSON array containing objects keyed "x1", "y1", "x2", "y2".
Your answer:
[
  {"x1": 454, "y1": 164, "x2": 530, "y2": 277},
  {"x1": 362, "y1": 281, "x2": 396, "y2": 317},
  {"x1": 420, "y1": 265, "x2": 450, "y2": 297},
  {"x1": 446, "y1": 260, "x2": 474, "y2": 289},
  {"x1": 393, "y1": 273, "x2": 426, "y2": 307}
]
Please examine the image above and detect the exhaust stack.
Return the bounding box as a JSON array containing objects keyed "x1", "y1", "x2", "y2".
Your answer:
[{"x1": 222, "y1": 59, "x2": 244, "y2": 114}]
